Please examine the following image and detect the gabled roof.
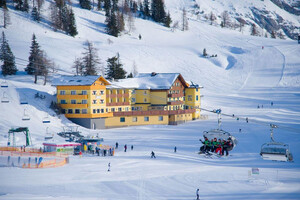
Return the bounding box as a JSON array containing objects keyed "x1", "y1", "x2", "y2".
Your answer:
[
  {"x1": 52, "y1": 75, "x2": 110, "y2": 86},
  {"x1": 107, "y1": 73, "x2": 189, "y2": 90}
]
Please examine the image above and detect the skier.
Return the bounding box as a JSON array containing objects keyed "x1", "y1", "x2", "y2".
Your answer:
[
  {"x1": 139, "y1": 34, "x2": 142, "y2": 40},
  {"x1": 239, "y1": 128, "x2": 242, "y2": 133},
  {"x1": 108, "y1": 162, "x2": 111, "y2": 172},
  {"x1": 151, "y1": 151, "x2": 156, "y2": 158},
  {"x1": 200, "y1": 137, "x2": 210, "y2": 153},
  {"x1": 124, "y1": 144, "x2": 127, "y2": 152},
  {"x1": 174, "y1": 146, "x2": 177, "y2": 153},
  {"x1": 196, "y1": 188, "x2": 200, "y2": 200},
  {"x1": 271, "y1": 102, "x2": 273, "y2": 106},
  {"x1": 262, "y1": 46, "x2": 264, "y2": 50},
  {"x1": 131, "y1": 145, "x2": 133, "y2": 150},
  {"x1": 246, "y1": 117, "x2": 249, "y2": 123},
  {"x1": 115, "y1": 142, "x2": 119, "y2": 149}
]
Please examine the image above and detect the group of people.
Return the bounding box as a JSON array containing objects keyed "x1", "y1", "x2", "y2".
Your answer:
[
  {"x1": 200, "y1": 136, "x2": 233, "y2": 156},
  {"x1": 115, "y1": 142, "x2": 134, "y2": 152}
]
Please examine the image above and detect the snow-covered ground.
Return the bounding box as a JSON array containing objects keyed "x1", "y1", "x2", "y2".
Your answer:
[{"x1": 1, "y1": 0, "x2": 300, "y2": 199}]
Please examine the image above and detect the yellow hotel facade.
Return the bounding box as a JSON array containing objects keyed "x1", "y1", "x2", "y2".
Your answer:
[{"x1": 53, "y1": 73, "x2": 202, "y2": 129}]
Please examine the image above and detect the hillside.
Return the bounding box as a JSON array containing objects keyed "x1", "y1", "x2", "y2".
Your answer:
[{"x1": 0, "y1": 0, "x2": 300, "y2": 199}]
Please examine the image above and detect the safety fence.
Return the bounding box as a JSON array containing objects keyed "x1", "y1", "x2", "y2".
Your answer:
[
  {"x1": 22, "y1": 158, "x2": 69, "y2": 169},
  {"x1": 0, "y1": 147, "x2": 68, "y2": 158}
]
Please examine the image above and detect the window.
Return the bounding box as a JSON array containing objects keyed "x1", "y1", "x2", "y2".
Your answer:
[
  {"x1": 123, "y1": 98, "x2": 126, "y2": 102},
  {"x1": 71, "y1": 100, "x2": 76, "y2": 104},
  {"x1": 60, "y1": 99, "x2": 66, "y2": 104},
  {"x1": 177, "y1": 90, "x2": 179, "y2": 94},
  {"x1": 61, "y1": 109, "x2": 66, "y2": 114},
  {"x1": 188, "y1": 95, "x2": 192, "y2": 101},
  {"x1": 120, "y1": 117, "x2": 125, "y2": 122},
  {"x1": 144, "y1": 90, "x2": 147, "y2": 95},
  {"x1": 117, "y1": 90, "x2": 120, "y2": 94},
  {"x1": 92, "y1": 91, "x2": 96, "y2": 95},
  {"x1": 93, "y1": 100, "x2": 97, "y2": 104},
  {"x1": 71, "y1": 91, "x2": 76, "y2": 95},
  {"x1": 176, "y1": 82, "x2": 179, "y2": 86},
  {"x1": 196, "y1": 95, "x2": 199, "y2": 101},
  {"x1": 131, "y1": 98, "x2": 136, "y2": 103},
  {"x1": 196, "y1": 88, "x2": 199, "y2": 92},
  {"x1": 132, "y1": 117, "x2": 137, "y2": 122},
  {"x1": 183, "y1": 96, "x2": 185, "y2": 101},
  {"x1": 75, "y1": 109, "x2": 80, "y2": 114},
  {"x1": 132, "y1": 90, "x2": 136, "y2": 94},
  {"x1": 101, "y1": 109, "x2": 104, "y2": 113},
  {"x1": 106, "y1": 108, "x2": 108, "y2": 112},
  {"x1": 144, "y1": 116, "x2": 149, "y2": 121},
  {"x1": 68, "y1": 109, "x2": 73, "y2": 114},
  {"x1": 100, "y1": 90, "x2": 104, "y2": 95},
  {"x1": 144, "y1": 98, "x2": 147, "y2": 103},
  {"x1": 60, "y1": 91, "x2": 65, "y2": 95},
  {"x1": 82, "y1": 109, "x2": 87, "y2": 114},
  {"x1": 100, "y1": 100, "x2": 104, "y2": 104},
  {"x1": 132, "y1": 107, "x2": 135, "y2": 111},
  {"x1": 82, "y1": 90, "x2": 87, "y2": 95},
  {"x1": 93, "y1": 109, "x2": 96, "y2": 114},
  {"x1": 97, "y1": 109, "x2": 100, "y2": 113},
  {"x1": 112, "y1": 108, "x2": 115, "y2": 112},
  {"x1": 123, "y1": 90, "x2": 126, "y2": 94},
  {"x1": 82, "y1": 100, "x2": 87, "y2": 104},
  {"x1": 158, "y1": 116, "x2": 163, "y2": 121},
  {"x1": 118, "y1": 107, "x2": 122, "y2": 112},
  {"x1": 110, "y1": 99, "x2": 113, "y2": 103},
  {"x1": 125, "y1": 107, "x2": 129, "y2": 111}
]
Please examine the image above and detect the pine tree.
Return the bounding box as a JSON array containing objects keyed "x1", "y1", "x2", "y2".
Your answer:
[
  {"x1": 203, "y1": 48, "x2": 207, "y2": 57},
  {"x1": 106, "y1": 11, "x2": 119, "y2": 37},
  {"x1": 143, "y1": 0, "x2": 150, "y2": 19},
  {"x1": 22, "y1": 0, "x2": 29, "y2": 12},
  {"x1": 81, "y1": 41, "x2": 100, "y2": 75},
  {"x1": 151, "y1": 0, "x2": 166, "y2": 23},
  {"x1": 2, "y1": 7, "x2": 10, "y2": 28},
  {"x1": 79, "y1": 0, "x2": 91, "y2": 10},
  {"x1": 117, "y1": 11, "x2": 125, "y2": 33},
  {"x1": 104, "y1": 0, "x2": 111, "y2": 16},
  {"x1": 112, "y1": 0, "x2": 118, "y2": 12},
  {"x1": 68, "y1": 8, "x2": 78, "y2": 37},
  {"x1": 105, "y1": 53, "x2": 126, "y2": 80},
  {"x1": 73, "y1": 57, "x2": 84, "y2": 75},
  {"x1": 164, "y1": 11, "x2": 172, "y2": 28},
  {"x1": 25, "y1": 34, "x2": 47, "y2": 84},
  {"x1": 31, "y1": 6, "x2": 41, "y2": 22},
  {"x1": 0, "y1": 32, "x2": 17, "y2": 76},
  {"x1": 0, "y1": 0, "x2": 7, "y2": 8},
  {"x1": 15, "y1": 0, "x2": 23, "y2": 10}
]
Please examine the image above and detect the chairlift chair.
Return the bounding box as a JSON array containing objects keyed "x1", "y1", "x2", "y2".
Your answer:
[
  {"x1": 44, "y1": 127, "x2": 53, "y2": 140},
  {"x1": 42, "y1": 114, "x2": 51, "y2": 123},
  {"x1": 1, "y1": 80, "x2": 8, "y2": 88},
  {"x1": 260, "y1": 124, "x2": 293, "y2": 162},
  {"x1": 1, "y1": 92, "x2": 9, "y2": 103},
  {"x1": 20, "y1": 97, "x2": 28, "y2": 105},
  {"x1": 22, "y1": 109, "x2": 30, "y2": 121}
]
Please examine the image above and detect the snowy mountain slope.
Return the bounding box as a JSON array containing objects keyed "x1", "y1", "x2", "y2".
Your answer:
[{"x1": 0, "y1": 0, "x2": 300, "y2": 199}]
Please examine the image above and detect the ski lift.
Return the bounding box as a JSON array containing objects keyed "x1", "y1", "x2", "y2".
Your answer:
[
  {"x1": 22, "y1": 109, "x2": 30, "y2": 121},
  {"x1": 260, "y1": 124, "x2": 293, "y2": 162},
  {"x1": 202, "y1": 109, "x2": 238, "y2": 150},
  {"x1": 44, "y1": 127, "x2": 53, "y2": 140},
  {"x1": 1, "y1": 92, "x2": 9, "y2": 103},
  {"x1": 42, "y1": 114, "x2": 51, "y2": 123},
  {"x1": 20, "y1": 97, "x2": 28, "y2": 105},
  {"x1": 1, "y1": 80, "x2": 8, "y2": 88}
]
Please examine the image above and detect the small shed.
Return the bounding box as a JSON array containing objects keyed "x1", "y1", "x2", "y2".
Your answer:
[{"x1": 43, "y1": 142, "x2": 81, "y2": 154}]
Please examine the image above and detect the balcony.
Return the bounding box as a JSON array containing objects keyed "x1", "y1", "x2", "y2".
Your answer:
[
  {"x1": 167, "y1": 101, "x2": 184, "y2": 105},
  {"x1": 59, "y1": 103, "x2": 88, "y2": 109},
  {"x1": 57, "y1": 94, "x2": 88, "y2": 99},
  {"x1": 65, "y1": 112, "x2": 113, "y2": 118},
  {"x1": 113, "y1": 109, "x2": 196, "y2": 117},
  {"x1": 106, "y1": 93, "x2": 129, "y2": 98},
  {"x1": 168, "y1": 93, "x2": 183, "y2": 98}
]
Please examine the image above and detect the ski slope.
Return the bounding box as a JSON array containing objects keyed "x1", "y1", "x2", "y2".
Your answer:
[{"x1": 1, "y1": 0, "x2": 300, "y2": 199}]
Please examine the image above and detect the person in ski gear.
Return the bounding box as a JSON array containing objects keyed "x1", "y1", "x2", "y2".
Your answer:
[
  {"x1": 131, "y1": 145, "x2": 133, "y2": 150},
  {"x1": 174, "y1": 146, "x2": 177, "y2": 153},
  {"x1": 108, "y1": 162, "x2": 111, "y2": 172},
  {"x1": 212, "y1": 138, "x2": 218, "y2": 152},
  {"x1": 196, "y1": 188, "x2": 200, "y2": 200},
  {"x1": 115, "y1": 142, "x2": 118, "y2": 149},
  {"x1": 271, "y1": 102, "x2": 273, "y2": 106},
  {"x1": 215, "y1": 139, "x2": 223, "y2": 155},
  {"x1": 124, "y1": 144, "x2": 127, "y2": 152},
  {"x1": 151, "y1": 151, "x2": 156, "y2": 158},
  {"x1": 200, "y1": 137, "x2": 210, "y2": 153}
]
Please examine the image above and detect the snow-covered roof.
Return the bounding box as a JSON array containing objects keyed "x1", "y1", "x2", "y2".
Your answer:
[
  {"x1": 52, "y1": 75, "x2": 107, "y2": 86},
  {"x1": 43, "y1": 142, "x2": 81, "y2": 147},
  {"x1": 107, "y1": 73, "x2": 185, "y2": 90}
]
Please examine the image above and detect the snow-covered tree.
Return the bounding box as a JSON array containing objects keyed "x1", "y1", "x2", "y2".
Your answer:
[
  {"x1": 181, "y1": 8, "x2": 188, "y2": 31},
  {"x1": 151, "y1": 0, "x2": 166, "y2": 23},
  {"x1": 209, "y1": 11, "x2": 216, "y2": 25},
  {"x1": 2, "y1": 7, "x2": 10, "y2": 28},
  {"x1": 164, "y1": 11, "x2": 172, "y2": 28},
  {"x1": 250, "y1": 23, "x2": 259, "y2": 36},
  {"x1": 31, "y1": 6, "x2": 41, "y2": 22},
  {"x1": 220, "y1": 10, "x2": 230, "y2": 28},
  {"x1": 0, "y1": 31, "x2": 17, "y2": 76},
  {"x1": 80, "y1": 0, "x2": 91, "y2": 10}
]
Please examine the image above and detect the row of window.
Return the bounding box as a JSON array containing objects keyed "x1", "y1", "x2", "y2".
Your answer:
[
  {"x1": 168, "y1": 90, "x2": 182, "y2": 94},
  {"x1": 62, "y1": 109, "x2": 88, "y2": 114},
  {"x1": 107, "y1": 89, "x2": 128, "y2": 94},
  {"x1": 120, "y1": 116, "x2": 163, "y2": 123},
  {"x1": 60, "y1": 99, "x2": 105, "y2": 104},
  {"x1": 59, "y1": 90, "x2": 104, "y2": 95}
]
